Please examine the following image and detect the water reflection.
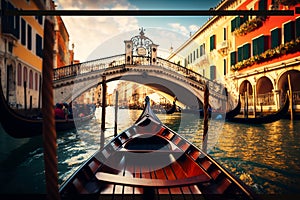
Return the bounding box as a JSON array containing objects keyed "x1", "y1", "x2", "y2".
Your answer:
[{"x1": 0, "y1": 107, "x2": 300, "y2": 194}]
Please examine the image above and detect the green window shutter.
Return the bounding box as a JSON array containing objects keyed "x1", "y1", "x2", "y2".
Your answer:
[
  {"x1": 258, "y1": 0, "x2": 267, "y2": 10},
  {"x1": 253, "y1": 35, "x2": 265, "y2": 56},
  {"x1": 237, "y1": 46, "x2": 243, "y2": 62},
  {"x1": 236, "y1": 16, "x2": 241, "y2": 29},
  {"x1": 258, "y1": 35, "x2": 265, "y2": 55},
  {"x1": 231, "y1": 18, "x2": 237, "y2": 32},
  {"x1": 243, "y1": 43, "x2": 251, "y2": 60},
  {"x1": 296, "y1": 18, "x2": 300, "y2": 39},
  {"x1": 284, "y1": 21, "x2": 295, "y2": 43},
  {"x1": 230, "y1": 51, "x2": 237, "y2": 66},
  {"x1": 210, "y1": 35, "x2": 215, "y2": 51},
  {"x1": 271, "y1": 28, "x2": 281, "y2": 48}
]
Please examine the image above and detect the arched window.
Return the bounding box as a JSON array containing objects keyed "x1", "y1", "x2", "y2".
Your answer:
[
  {"x1": 17, "y1": 64, "x2": 22, "y2": 86},
  {"x1": 35, "y1": 72, "x2": 38, "y2": 91},
  {"x1": 23, "y1": 67, "x2": 28, "y2": 87},
  {"x1": 29, "y1": 70, "x2": 33, "y2": 89}
]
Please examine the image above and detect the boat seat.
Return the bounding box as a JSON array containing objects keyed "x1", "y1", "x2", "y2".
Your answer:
[{"x1": 95, "y1": 172, "x2": 211, "y2": 188}]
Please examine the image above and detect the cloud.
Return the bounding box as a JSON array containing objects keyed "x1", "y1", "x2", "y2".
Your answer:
[
  {"x1": 189, "y1": 24, "x2": 200, "y2": 33},
  {"x1": 167, "y1": 23, "x2": 189, "y2": 36},
  {"x1": 54, "y1": 0, "x2": 139, "y2": 61}
]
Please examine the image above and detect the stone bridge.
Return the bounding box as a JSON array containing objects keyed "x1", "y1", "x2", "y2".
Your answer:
[{"x1": 53, "y1": 54, "x2": 227, "y2": 109}]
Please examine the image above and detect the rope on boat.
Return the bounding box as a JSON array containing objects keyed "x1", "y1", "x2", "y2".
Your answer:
[
  {"x1": 202, "y1": 83, "x2": 209, "y2": 153},
  {"x1": 42, "y1": 17, "x2": 60, "y2": 200}
]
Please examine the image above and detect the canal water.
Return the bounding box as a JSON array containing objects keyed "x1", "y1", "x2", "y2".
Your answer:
[{"x1": 0, "y1": 107, "x2": 299, "y2": 194}]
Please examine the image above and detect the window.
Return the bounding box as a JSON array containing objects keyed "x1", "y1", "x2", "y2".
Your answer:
[
  {"x1": 296, "y1": 18, "x2": 300, "y2": 39},
  {"x1": 238, "y1": 46, "x2": 243, "y2": 62},
  {"x1": 271, "y1": 28, "x2": 281, "y2": 48},
  {"x1": 1, "y1": 1, "x2": 19, "y2": 39},
  {"x1": 231, "y1": 16, "x2": 244, "y2": 32},
  {"x1": 193, "y1": 50, "x2": 195, "y2": 61},
  {"x1": 253, "y1": 35, "x2": 265, "y2": 56},
  {"x1": 243, "y1": 43, "x2": 251, "y2": 60},
  {"x1": 35, "y1": 73, "x2": 38, "y2": 90},
  {"x1": 258, "y1": 0, "x2": 267, "y2": 10},
  {"x1": 223, "y1": 27, "x2": 227, "y2": 40},
  {"x1": 210, "y1": 35, "x2": 216, "y2": 51},
  {"x1": 35, "y1": 16, "x2": 43, "y2": 25},
  {"x1": 230, "y1": 51, "x2": 237, "y2": 66},
  {"x1": 36, "y1": 34, "x2": 43, "y2": 58},
  {"x1": 23, "y1": 67, "x2": 28, "y2": 86},
  {"x1": 283, "y1": 21, "x2": 295, "y2": 43},
  {"x1": 27, "y1": 24, "x2": 32, "y2": 50},
  {"x1": 210, "y1": 65, "x2": 216, "y2": 80},
  {"x1": 187, "y1": 55, "x2": 190, "y2": 64},
  {"x1": 21, "y1": 18, "x2": 26, "y2": 46},
  {"x1": 29, "y1": 70, "x2": 33, "y2": 89},
  {"x1": 196, "y1": 48, "x2": 199, "y2": 58},
  {"x1": 237, "y1": 44, "x2": 250, "y2": 62},
  {"x1": 17, "y1": 64, "x2": 22, "y2": 86},
  {"x1": 223, "y1": 59, "x2": 227, "y2": 75},
  {"x1": 200, "y1": 43, "x2": 206, "y2": 56}
]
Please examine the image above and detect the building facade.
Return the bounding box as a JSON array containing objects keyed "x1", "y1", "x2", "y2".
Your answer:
[
  {"x1": 0, "y1": 0, "x2": 50, "y2": 109},
  {"x1": 1, "y1": 0, "x2": 75, "y2": 109},
  {"x1": 54, "y1": 15, "x2": 73, "y2": 68},
  {"x1": 169, "y1": 0, "x2": 300, "y2": 113}
]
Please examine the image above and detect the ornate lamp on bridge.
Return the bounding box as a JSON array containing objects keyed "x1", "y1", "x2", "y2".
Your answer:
[{"x1": 124, "y1": 28, "x2": 159, "y2": 65}]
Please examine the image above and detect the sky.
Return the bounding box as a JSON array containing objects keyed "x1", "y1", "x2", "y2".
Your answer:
[{"x1": 54, "y1": 0, "x2": 222, "y2": 62}]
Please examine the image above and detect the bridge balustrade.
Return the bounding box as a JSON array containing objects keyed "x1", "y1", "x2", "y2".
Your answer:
[
  {"x1": 53, "y1": 54, "x2": 226, "y2": 100},
  {"x1": 53, "y1": 54, "x2": 126, "y2": 80}
]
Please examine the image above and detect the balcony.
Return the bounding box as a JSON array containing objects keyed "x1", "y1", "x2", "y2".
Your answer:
[{"x1": 217, "y1": 40, "x2": 229, "y2": 56}]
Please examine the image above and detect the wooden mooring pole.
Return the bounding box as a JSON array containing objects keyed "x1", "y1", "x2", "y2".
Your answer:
[
  {"x1": 288, "y1": 74, "x2": 293, "y2": 121},
  {"x1": 114, "y1": 90, "x2": 119, "y2": 137},
  {"x1": 24, "y1": 81, "x2": 27, "y2": 110},
  {"x1": 101, "y1": 76, "x2": 107, "y2": 149},
  {"x1": 42, "y1": 16, "x2": 60, "y2": 200},
  {"x1": 202, "y1": 84, "x2": 209, "y2": 153}
]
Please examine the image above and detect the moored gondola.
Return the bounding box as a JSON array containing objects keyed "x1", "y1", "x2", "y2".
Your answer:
[
  {"x1": 59, "y1": 96, "x2": 257, "y2": 199},
  {"x1": 0, "y1": 79, "x2": 94, "y2": 138},
  {"x1": 226, "y1": 94, "x2": 289, "y2": 124}
]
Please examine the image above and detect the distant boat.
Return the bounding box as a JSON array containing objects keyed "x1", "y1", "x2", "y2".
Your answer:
[
  {"x1": 180, "y1": 98, "x2": 241, "y2": 119},
  {"x1": 0, "y1": 79, "x2": 94, "y2": 138},
  {"x1": 225, "y1": 96, "x2": 241, "y2": 120},
  {"x1": 59, "y1": 96, "x2": 256, "y2": 199},
  {"x1": 226, "y1": 94, "x2": 289, "y2": 124},
  {"x1": 166, "y1": 101, "x2": 177, "y2": 114}
]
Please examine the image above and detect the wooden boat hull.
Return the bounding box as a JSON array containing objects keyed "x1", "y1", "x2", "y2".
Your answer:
[
  {"x1": 0, "y1": 80, "x2": 94, "y2": 138},
  {"x1": 226, "y1": 94, "x2": 289, "y2": 124},
  {"x1": 59, "y1": 97, "x2": 256, "y2": 199}
]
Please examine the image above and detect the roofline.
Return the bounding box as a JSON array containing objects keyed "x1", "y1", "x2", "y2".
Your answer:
[{"x1": 168, "y1": 0, "x2": 235, "y2": 60}]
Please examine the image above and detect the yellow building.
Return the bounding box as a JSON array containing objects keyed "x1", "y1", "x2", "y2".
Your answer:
[
  {"x1": 0, "y1": 0, "x2": 53, "y2": 109},
  {"x1": 168, "y1": 0, "x2": 240, "y2": 103},
  {"x1": 169, "y1": 0, "x2": 300, "y2": 114}
]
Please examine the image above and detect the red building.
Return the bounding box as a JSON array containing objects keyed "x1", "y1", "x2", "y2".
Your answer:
[{"x1": 229, "y1": 0, "x2": 300, "y2": 113}]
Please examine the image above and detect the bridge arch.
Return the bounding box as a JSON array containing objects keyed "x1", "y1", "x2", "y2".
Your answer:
[
  {"x1": 53, "y1": 29, "x2": 226, "y2": 109},
  {"x1": 63, "y1": 66, "x2": 205, "y2": 109}
]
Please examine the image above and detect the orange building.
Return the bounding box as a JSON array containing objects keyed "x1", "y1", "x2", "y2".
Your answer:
[
  {"x1": 54, "y1": 15, "x2": 74, "y2": 68},
  {"x1": 229, "y1": 0, "x2": 300, "y2": 113},
  {"x1": 170, "y1": 0, "x2": 300, "y2": 114}
]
